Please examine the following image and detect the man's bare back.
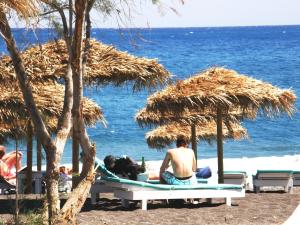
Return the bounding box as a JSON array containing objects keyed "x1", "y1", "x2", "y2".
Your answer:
[
  {"x1": 159, "y1": 136, "x2": 197, "y2": 185},
  {"x1": 160, "y1": 146, "x2": 196, "y2": 178},
  {"x1": 169, "y1": 147, "x2": 196, "y2": 177}
]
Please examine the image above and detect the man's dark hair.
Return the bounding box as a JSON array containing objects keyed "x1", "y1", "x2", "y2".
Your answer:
[{"x1": 176, "y1": 135, "x2": 189, "y2": 147}]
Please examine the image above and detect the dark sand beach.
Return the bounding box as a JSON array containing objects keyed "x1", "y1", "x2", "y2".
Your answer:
[
  {"x1": 0, "y1": 188, "x2": 299, "y2": 224},
  {"x1": 76, "y1": 188, "x2": 300, "y2": 225}
]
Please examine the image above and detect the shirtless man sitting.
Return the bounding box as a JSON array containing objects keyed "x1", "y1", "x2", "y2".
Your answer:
[{"x1": 160, "y1": 135, "x2": 197, "y2": 185}]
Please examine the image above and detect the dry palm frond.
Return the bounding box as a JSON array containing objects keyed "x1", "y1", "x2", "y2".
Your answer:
[
  {"x1": 0, "y1": 83, "x2": 105, "y2": 127},
  {"x1": 146, "y1": 121, "x2": 248, "y2": 149},
  {"x1": 0, "y1": 0, "x2": 39, "y2": 18},
  {"x1": 146, "y1": 67, "x2": 296, "y2": 118},
  {"x1": 0, "y1": 39, "x2": 171, "y2": 91},
  {"x1": 135, "y1": 106, "x2": 256, "y2": 128},
  {"x1": 0, "y1": 122, "x2": 27, "y2": 143}
]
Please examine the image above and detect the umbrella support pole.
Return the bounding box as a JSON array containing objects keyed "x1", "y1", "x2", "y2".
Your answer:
[
  {"x1": 191, "y1": 124, "x2": 197, "y2": 167},
  {"x1": 26, "y1": 122, "x2": 33, "y2": 194},
  {"x1": 217, "y1": 108, "x2": 224, "y2": 184},
  {"x1": 37, "y1": 138, "x2": 42, "y2": 172}
]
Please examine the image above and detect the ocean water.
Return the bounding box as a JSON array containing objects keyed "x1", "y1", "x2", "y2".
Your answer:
[{"x1": 1, "y1": 26, "x2": 300, "y2": 163}]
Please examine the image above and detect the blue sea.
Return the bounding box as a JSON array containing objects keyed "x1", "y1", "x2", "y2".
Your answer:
[{"x1": 1, "y1": 25, "x2": 300, "y2": 163}]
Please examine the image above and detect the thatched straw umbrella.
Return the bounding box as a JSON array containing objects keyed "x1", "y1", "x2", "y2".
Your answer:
[
  {"x1": 144, "y1": 67, "x2": 296, "y2": 183},
  {"x1": 0, "y1": 39, "x2": 171, "y2": 91},
  {"x1": 146, "y1": 121, "x2": 248, "y2": 149},
  {"x1": 136, "y1": 107, "x2": 254, "y2": 163},
  {"x1": 0, "y1": 38, "x2": 171, "y2": 179},
  {"x1": 0, "y1": 83, "x2": 104, "y2": 192},
  {"x1": 0, "y1": 83, "x2": 104, "y2": 126}
]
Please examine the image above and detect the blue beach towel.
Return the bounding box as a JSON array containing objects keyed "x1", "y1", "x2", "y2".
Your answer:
[{"x1": 196, "y1": 166, "x2": 212, "y2": 179}]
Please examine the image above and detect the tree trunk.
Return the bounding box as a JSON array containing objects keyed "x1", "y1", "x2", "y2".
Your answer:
[
  {"x1": 55, "y1": 144, "x2": 95, "y2": 224},
  {"x1": 45, "y1": 152, "x2": 60, "y2": 223},
  {"x1": 72, "y1": 129, "x2": 80, "y2": 189},
  {"x1": 0, "y1": 10, "x2": 73, "y2": 224},
  {"x1": 26, "y1": 121, "x2": 33, "y2": 194},
  {"x1": 56, "y1": 1, "x2": 95, "y2": 223},
  {"x1": 70, "y1": 0, "x2": 87, "y2": 196}
]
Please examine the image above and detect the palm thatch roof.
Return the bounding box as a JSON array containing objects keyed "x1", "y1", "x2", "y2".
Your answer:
[
  {"x1": 146, "y1": 121, "x2": 248, "y2": 149},
  {"x1": 146, "y1": 67, "x2": 296, "y2": 117},
  {"x1": 0, "y1": 122, "x2": 26, "y2": 143},
  {"x1": 0, "y1": 0, "x2": 38, "y2": 18},
  {"x1": 0, "y1": 39, "x2": 171, "y2": 91},
  {"x1": 0, "y1": 83, "x2": 105, "y2": 128},
  {"x1": 135, "y1": 107, "x2": 256, "y2": 128}
]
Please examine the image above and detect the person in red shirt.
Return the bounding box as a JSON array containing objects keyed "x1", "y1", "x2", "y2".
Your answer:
[{"x1": 0, "y1": 145, "x2": 22, "y2": 183}]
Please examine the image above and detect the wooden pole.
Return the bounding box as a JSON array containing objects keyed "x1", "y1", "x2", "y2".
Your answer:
[
  {"x1": 191, "y1": 124, "x2": 197, "y2": 167},
  {"x1": 26, "y1": 121, "x2": 33, "y2": 193},
  {"x1": 217, "y1": 108, "x2": 224, "y2": 184},
  {"x1": 15, "y1": 139, "x2": 19, "y2": 225},
  {"x1": 72, "y1": 128, "x2": 80, "y2": 189},
  {"x1": 36, "y1": 137, "x2": 42, "y2": 172}
]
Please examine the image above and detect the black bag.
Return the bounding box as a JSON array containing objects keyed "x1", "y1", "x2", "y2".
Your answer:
[{"x1": 104, "y1": 155, "x2": 145, "y2": 180}]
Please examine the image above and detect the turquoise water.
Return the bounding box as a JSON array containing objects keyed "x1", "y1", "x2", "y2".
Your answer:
[{"x1": 1, "y1": 26, "x2": 300, "y2": 163}]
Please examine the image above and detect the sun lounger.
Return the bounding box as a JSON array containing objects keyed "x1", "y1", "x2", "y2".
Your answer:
[
  {"x1": 0, "y1": 176, "x2": 15, "y2": 194},
  {"x1": 91, "y1": 176, "x2": 208, "y2": 205},
  {"x1": 224, "y1": 171, "x2": 248, "y2": 188},
  {"x1": 252, "y1": 170, "x2": 293, "y2": 193},
  {"x1": 293, "y1": 171, "x2": 300, "y2": 186},
  {"x1": 103, "y1": 176, "x2": 245, "y2": 210},
  {"x1": 90, "y1": 159, "x2": 209, "y2": 205},
  {"x1": 90, "y1": 159, "x2": 244, "y2": 210}
]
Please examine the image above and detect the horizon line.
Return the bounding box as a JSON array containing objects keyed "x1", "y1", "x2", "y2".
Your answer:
[{"x1": 11, "y1": 24, "x2": 300, "y2": 30}]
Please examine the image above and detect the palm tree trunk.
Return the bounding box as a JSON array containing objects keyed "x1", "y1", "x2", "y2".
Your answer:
[{"x1": 72, "y1": 129, "x2": 80, "y2": 188}]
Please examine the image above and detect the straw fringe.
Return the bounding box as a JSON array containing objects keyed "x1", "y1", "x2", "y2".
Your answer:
[
  {"x1": 135, "y1": 107, "x2": 256, "y2": 128},
  {"x1": 0, "y1": 83, "x2": 104, "y2": 143},
  {"x1": 146, "y1": 121, "x2": 248, "y2": 149}
]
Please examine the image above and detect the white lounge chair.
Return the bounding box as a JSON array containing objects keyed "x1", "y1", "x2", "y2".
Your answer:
[
  {"x1": 90, "y1": 159, "x2": 209, "y2": 205},
  {"x1": 293, "y1": 171, "x2": 300, "y2": 186},
  {"x1": 105, "y1": 176, "x2": 245, "y2": 210},
  {"x1": 223, "y1": 171, "x2": 248, "y2": 188},
  {"x1": 90, "y1": 160, "x2": 245, "y2": 210},
  {"x1": 252, "y1": 170, "x2": 293, "y2": 193}
]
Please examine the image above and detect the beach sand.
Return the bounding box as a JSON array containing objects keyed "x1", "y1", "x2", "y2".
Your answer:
[
  {"x1": 77, "y1": 189, "x2": 300, "y2": 225},
  {"x1": 1, "y1": 155, "x2": 300, "y2": 224},
  {"x1": 77, "y1": 155, "x2": 300, "y2": 225}
]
